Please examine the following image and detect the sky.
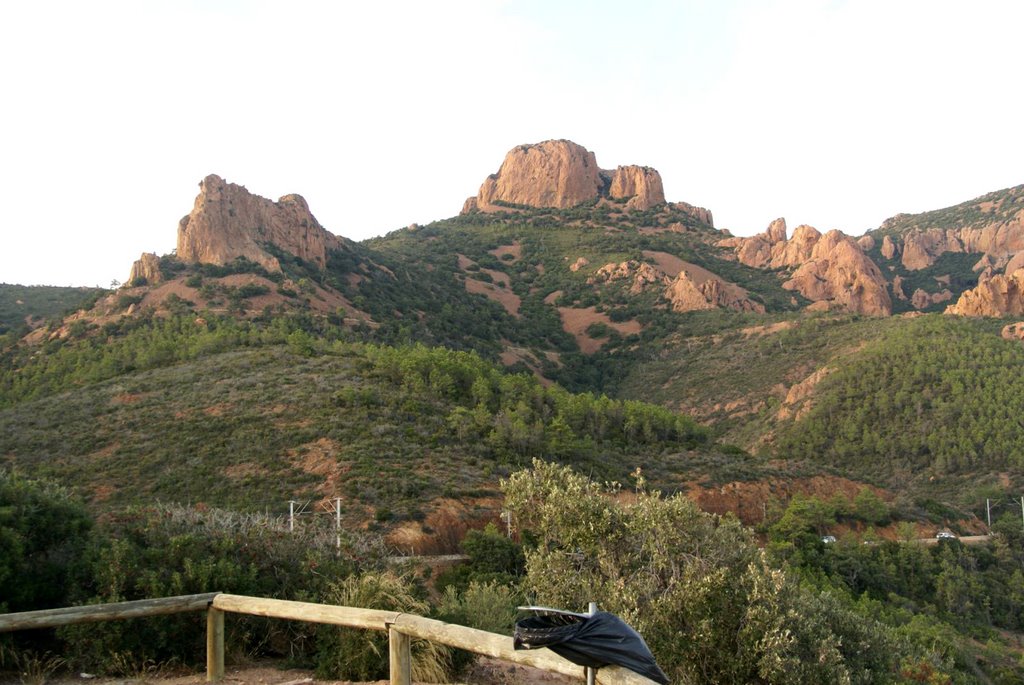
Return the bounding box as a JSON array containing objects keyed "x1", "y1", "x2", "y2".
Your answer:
[{"x1": 2, "y1": 0, "x2": 1023, "y2": 287}]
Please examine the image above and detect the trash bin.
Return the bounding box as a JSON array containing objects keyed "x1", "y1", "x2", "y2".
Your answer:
[{"x1": 514, "y1": 607, "x2": 669, "y2": 684}]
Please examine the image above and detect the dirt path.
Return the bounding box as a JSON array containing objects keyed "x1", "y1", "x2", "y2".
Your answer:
[{"x1": 1, "y1": 658, "x2": 576, "y2": 685}]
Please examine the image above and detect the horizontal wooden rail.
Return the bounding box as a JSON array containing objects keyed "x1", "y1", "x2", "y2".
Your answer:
[
  {"x1": 211, "y1": 593, "x2": 401, "y2": 630},
  {"x1": 0, "y1": 593, "x2": 218, "y2": 632},
  {"x1": 213, "y1": 593, "x2": 658, "y2": 685}
]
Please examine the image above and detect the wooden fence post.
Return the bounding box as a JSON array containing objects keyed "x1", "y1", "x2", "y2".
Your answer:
[
  {"x1": 206, "y1": 607, "x2": 225, "y2": 682},
  {"x1": 388, "y1": 626, "x2": 411, "y2": 685}
]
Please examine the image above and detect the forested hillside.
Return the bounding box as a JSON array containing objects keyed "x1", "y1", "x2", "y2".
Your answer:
[
  {"x1": 0, "y1": 330, "x2": 715, "y2": 525},
  {"x1": 774, "y1": 315, "x2": 1024, "y2": 499}
]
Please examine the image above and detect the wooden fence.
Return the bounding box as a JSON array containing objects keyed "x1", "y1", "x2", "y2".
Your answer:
[{"x1": 0, "y1": 593, "x2": 658, "y2": 685}]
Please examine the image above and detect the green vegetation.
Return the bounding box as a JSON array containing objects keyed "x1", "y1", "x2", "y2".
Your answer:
[
  {"x1": 358, "y1": 207, "x2": 800, "y2": 393},
  {"x1": 0, "y1": 339, "x2": 713, "y2": 517},
  {"x1": 775, "y1": 316, "x2": 1024, "y2": 484},
  {"x1": 0, "y1": 470, "x2": 381, "y2": 675},
  {"x1": 0, "y1": 310, "x2": 347, "y2": 407},
  {"x1": 315, "y1": 571, "x2": 451, "y2": 682},
  {"x1": 0, "y1": 470, "x2": 92, "y2": 613},
  {"x1": 502, "y1": 461, "x2": 1003, "y2": 684},
  {"x1": 870, "y1": 184, "x2": 1024, "y2": 239},
  {"x1": 769, "y1": 493, "x2": 1024, "y2": 681},
  {"x1": 610, "y1": 312, "x2": 904, "y2": 446},
  {"x1": 0, "y1": 283, "x2": 105, "y2": 337}
]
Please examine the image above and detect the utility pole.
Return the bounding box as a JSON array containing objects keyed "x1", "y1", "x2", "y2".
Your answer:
[
  {"x1": 1020, "y1": 496, "x2": 1024, "y2": 533},
  {"x1": 289, "y1": 500, "x2": 297, "y2": 532},
  {"x1": 987, "y1": 498, "x2": 991, "y2": 529}
]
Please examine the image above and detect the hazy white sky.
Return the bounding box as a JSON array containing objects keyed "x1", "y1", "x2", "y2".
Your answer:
[{"x1": 2, "y1": 0, "x2": 1022, "y2": 286}]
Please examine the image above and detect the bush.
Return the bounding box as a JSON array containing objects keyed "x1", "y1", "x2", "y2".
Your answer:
[
  {"x1": 0, "y1": 470, "x2": 91, "y2": 613},
  {"x1": 434, "y1": 581, "x2": 521, "y2": 676},
  {"x1": 315, "y1": 571, "x2": 450, "y2": 682}
]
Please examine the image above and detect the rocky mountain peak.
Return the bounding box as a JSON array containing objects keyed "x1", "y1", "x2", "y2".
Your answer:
[{"x1": 176, "y1": 174, "x2": 344, "y2": 272}]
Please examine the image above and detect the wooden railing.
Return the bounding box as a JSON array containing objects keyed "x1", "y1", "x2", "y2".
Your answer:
[{"x1": 0, "y1": 593, "x2": 658, "y2": 685}]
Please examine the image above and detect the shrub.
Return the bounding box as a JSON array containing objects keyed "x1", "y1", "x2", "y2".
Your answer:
[
  {"x1": 0, "y1": 470, "x2": 91, "y2": 613},
  {"x1": 434, "y1": 581, "x2": 521, "y2": 676},
  {"x1": 315, "y1": 571, "x2": 450, "y2": 682}
]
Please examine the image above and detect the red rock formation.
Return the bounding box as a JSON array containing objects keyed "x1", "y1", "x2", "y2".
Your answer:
[
  {"x1": 722, "y1": 219, "x2": 825, "y2": 270},
  {"x1": 894, "y1": 222, "x2": 1024, "y2": 271},
  {"x1": 669, "y1": 202, "x2": 714, "y2": 227},
  {"x1": 462, "y1": 139, "x2": 670, "y2": 214},
  {"x1": 127, "y1": 253, "x2": 161, "y2": 286},
  {"x1": 881, "y1": 235, "x2": 898, "y2": 260},
  {"x1": 782, "y1": 230, "x2": 892, "y2": 316},
  {"x1": 665, "y1": 270, "x2": 765, "y2": 313},
  {"x1": 589, "y1": 257, "x2": 763, "y2": 313},
  {"x1": 901, "y1": 228, "x2": 965, "y2": 270},
  {"x1": 590, "y1": 260, "x2": 665, "y2": 295},
  {"x1": 1004, "y1": 251, "x2": 1024, "y2": 275},
  {"x1": 474, "y1": 140, "x2": 602, "y2": 210},
  {"x1": 720, "y1": 221, "x2": 890, "y2": 316},
  {"x1": 764, "y1": 218, "x2": 789, "y2": 244},
  {"x1": 1001, "y1": 321, "x2": 1024, "y2": 341},
  {"x1": 946, "y1": 269, "x2": 1024, "y2": 316},
  {"x1": 910, "y1": 288, "x2": 953, "y2": 310},
  {"x1": 608, "y1": 165, "x2": 665, "y2": 210},
  {"x1": 177, "y1": 174, "x2": 344, "y2": 272},
  {"x1": 891, "y1": 275, "x2": 908, "y2": 301}
]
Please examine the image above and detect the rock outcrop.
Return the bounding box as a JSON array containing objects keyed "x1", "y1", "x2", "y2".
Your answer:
[
  {"x1": 1004, "y1": 252, "x2": 1024, "y2": 275},
  {"x1": 881, "y1": 235, "x2": 898, "y2": 260},
  {"x1": 665, "y1": 270, "x2": 765, "y2": 313},
  {"x1": 591, "y1": 260, "x2": 664, "y2": 294},
  {"x1": 463, "y1": 139, "x2": 667, "y2": 213},
  {"x1": 177, "y1": 174, "x2": 345, "y2": 273},
  {"x1": 590, "y1": 258, "x2": 764, "y2": 313},
  {"x1": 720, "y1": 220, "x2": 891, "y2": 315},
  {"x1": 781, "y1": 230, "x2": 892, "y2": 316},
  {"x1": 910, "y1": 288, "x2": 953, "y2": 310},
  {"x1": 900, "y1": 228, "x2": 965, "y2": 270},
  {"x1": 875, "y1": 198, "x2": 1024, "y2": 271},
  {"x1": 946, "y1": 269, "x2": 1024, "y2": 316},
  {"x1": 608, "y1": 165, "x2": 666, "y2": 210},
  {"x1": 1001, "y1": 321, "x2": 1024, "y2": 341},
  {"x1": 127, "y1": 253, "x2": 161, "y2": 286},
  {"x1": 891, "y1": 275, "x2": 908, "y2": 301},
  {"x1": 720, "y1": 219, "x2": 825, "y2": 270},
  {"x1": 670, "y1": 202, "x2": 714, "y2": 227}
]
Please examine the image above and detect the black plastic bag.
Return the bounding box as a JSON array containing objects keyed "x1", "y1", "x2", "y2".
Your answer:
[{"x1": 514, "y1": 610, "x2": 670, "y2": 684}]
